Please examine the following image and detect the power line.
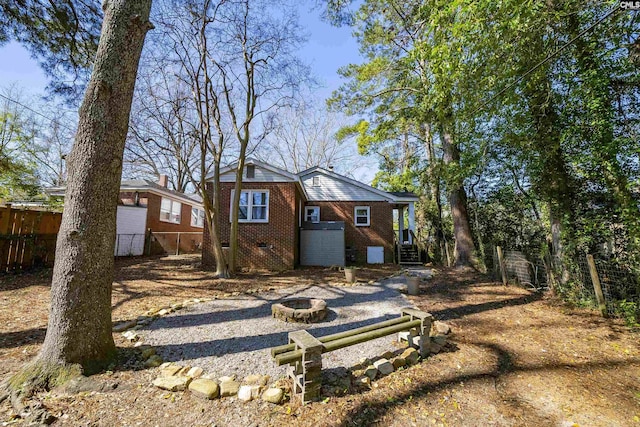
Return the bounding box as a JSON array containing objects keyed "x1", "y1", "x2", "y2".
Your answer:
[
  {"x1": 474, "y1": 6, "x2": 621, "y2": 115},
  {"x1": 0, "y1": 92, "x2": 76, "y2": 133}
]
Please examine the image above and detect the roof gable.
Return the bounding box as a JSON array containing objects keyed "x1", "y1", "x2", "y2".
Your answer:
[
  {"x1": 212, "y1": 159, "x2": 298, "y2": 183},
  {"x1": 298, "y1": 167, "x2": 418, "y2": 203}
]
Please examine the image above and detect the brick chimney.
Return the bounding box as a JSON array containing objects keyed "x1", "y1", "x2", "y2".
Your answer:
[{"x1": 158, "y1": 174, "x2": 168, "y2": 188}]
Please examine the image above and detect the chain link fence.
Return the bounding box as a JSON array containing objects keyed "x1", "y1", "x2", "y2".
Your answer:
[{"x1": 493, "y1": 247, "x2": 640, "y2": 325}]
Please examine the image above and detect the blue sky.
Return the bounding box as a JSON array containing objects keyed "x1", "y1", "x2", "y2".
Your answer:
[{"x1": 0, "y1": 4, "x2": 378, "y2": 183}]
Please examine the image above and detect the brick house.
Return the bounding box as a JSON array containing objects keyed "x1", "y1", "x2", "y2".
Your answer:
[
  {"x1": 202, "y1": 160, "x2": 418, "y2": 270},
  {"x1": 48, "y1": 176, "x2": 204, "y2": 255}
]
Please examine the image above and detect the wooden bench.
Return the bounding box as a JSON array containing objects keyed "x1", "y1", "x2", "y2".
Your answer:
[{"x1": 270, "y1": 307, "x2": 433, "y2": 403}]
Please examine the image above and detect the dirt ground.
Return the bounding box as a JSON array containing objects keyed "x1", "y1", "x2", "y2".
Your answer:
[{"x1": 1, "y1": 256, "x2": 639, "y2": 426}]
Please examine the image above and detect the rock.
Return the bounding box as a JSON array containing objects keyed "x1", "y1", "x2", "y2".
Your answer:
[
  {"x1": 159, "y1": 365, "x2": 182, "y2": 377},
  {"x1": 430, "y1": 342, "x2": 442, "y2": 354},
  {"x1": 122, "y1": 331, "x2": 139, "y2": 342},
  {"x1": 141, "y1": 347, "x2": 156, "y2": 359},
  {"x1": 380, "y1": 350, "x2": 395, "y2": 360},
  {"x1": 244, "y1": 374, "x2": 268, "y2": 386},
  {"x1": 356, "y1": 376, "x2": 371, "y2": 388},
  {"x1": 391, "y1": 357, "x2": 406, "y2": 369},
  {"x1": 145, "y1": 355, "x2": 163, "y2": 368},
  {"x1": 433, "y1": 321, "x2": 452, "y2": 335},
  {"x1": 237, "y1": 385, "x2": 258, "y2": 401},
  {"x1": 186, "y1": 367, "x2": 204, "y2": 378},
  {"x1": 193, "y1": 298, "x2": 201, "y2": 303},
  {"x1": 219, "y1": 380, "x2": 240, "y2": 397},
  {"x1": 158, "y1": 308, "x2": 171, "y2": 316},
  {"x1": 364, "y1": 365, "x2": 378, "y2": 380},
  {"x1": 133, "y1": 341, "x2": 144, "y2": 347},
  {"x1": 188, "y1": 379, "x2": 219, "y2": 400},
  {"x1": 171, "y1": 303, "x2": 183, "y2": 310},
  {"x1": 145, "y1": 308, "x2": 159, "y2": 316},
  {"x1": 152, "y1": 376, "x2": 191, "y2": 392},
  {"x1": 113, "y1": 320, "x2": 137, "y2": 332},
  {"x1": 159, "y1": 362, "x2": 172, "y2": 369},
  {"x1": 373, "y1": 359, "x2": 394, "y2": 376},
  {"x1": 177, "y1": 366, "x2": 192, "y2": 376},
  {"x1": 401, "y1": 347, "x2": 420, "y2": 365},
  {"x1": 433, "y1": 335, "x2": 447, "y2": 346},
  {"x1": 262, "y1": 387, "x2": 283, "y2": 404},
  {"x1": 218, "y1": 375, "x2": 236, "y2": 383}
]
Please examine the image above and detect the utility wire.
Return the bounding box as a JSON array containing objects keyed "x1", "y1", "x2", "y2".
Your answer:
[
  {"x1": 0, "y1": 92, "x2": 76, "y2": 133},
  {"x1": 473, "y1": 6, "x2": 622, "y2": 115}
]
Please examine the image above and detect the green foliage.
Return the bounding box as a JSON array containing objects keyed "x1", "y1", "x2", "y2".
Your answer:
[
  {"x1": 615, "y1": 300, "x2": 640, "y2": 329},
  {"x1": 0, "y1": 0, "x2": 102, "y2": 99},
  {"x1": 0, "y1": 111, "x2": 41, "y2": 200}
]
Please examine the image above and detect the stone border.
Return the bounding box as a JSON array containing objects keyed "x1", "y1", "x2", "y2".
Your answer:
[
  {"x1": 271, "y1": 298, "x2": 328, "y2": 323},
  {"x1": 115, "y1": 268, "x2": 450, "y2": 407}
]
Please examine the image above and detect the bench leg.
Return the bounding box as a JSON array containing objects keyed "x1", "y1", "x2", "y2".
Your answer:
[{"x1": 288, "y1": 330, "x2": 323, "y2": 404}]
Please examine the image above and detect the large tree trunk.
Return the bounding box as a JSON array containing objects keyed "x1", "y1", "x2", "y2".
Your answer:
[
  {"x1": 440, "y1": 125, "x2": 476, "y2": 267},
  {"x1": 34, "y1": 0, "x2": 152, "y2": 374}
]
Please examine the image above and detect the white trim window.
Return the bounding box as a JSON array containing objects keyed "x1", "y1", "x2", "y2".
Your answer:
[
  {"x1": 160, "y1": 197, "x2": 181, "y2": 224},
  {"x1": 354, "y1": 206, "x2": 370, "y2": 226},
  {"x1": 232, "y1": 190, "x2": 269, "y2": 223},
  {"x1": 191, "y1": 207, "x2": 205, "y2": 227},
  {"x1": 304, "y1": 206, "x2": 320, "y2": 223}
]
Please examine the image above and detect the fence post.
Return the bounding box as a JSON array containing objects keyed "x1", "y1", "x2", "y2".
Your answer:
[
  {"x1": 586, "y1": 254, "x2": 608, "y2": 318},
  {"x1": 176, "y1": 232, "x2": 180, "y2": 256},
  {"x1": 0, "y1": 204, "x2": 12, "y2": 234},
  {"x1": 496, "y1": 246, "x2": 508, "y2": 286}
]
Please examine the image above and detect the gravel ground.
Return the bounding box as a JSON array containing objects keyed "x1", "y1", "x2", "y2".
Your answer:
[{"x1": 141, "y1": 268, "x2": 431, "y2": 380}]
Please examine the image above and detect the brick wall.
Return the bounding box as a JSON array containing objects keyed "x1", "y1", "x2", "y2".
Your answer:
[
  {"x1": 119, "y1": 191, "x2": 202, "y2": 233},
  {"x1": 202, "y1": 182, "x2": 299, "y2": 271},
  {"x1": 308, "y1": 201, "x2": 394, "y2": 264}
]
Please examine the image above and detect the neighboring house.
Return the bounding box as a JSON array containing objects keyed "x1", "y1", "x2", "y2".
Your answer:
[
  {"x1": 47, "y1": 175, "x2": 204, "y2": 255},
  {"x1": 202, "y1": 159, "x2": 419, "y2": 271}
]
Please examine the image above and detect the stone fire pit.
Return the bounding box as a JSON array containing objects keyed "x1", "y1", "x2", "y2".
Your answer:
[{"x1": 271, "y1": 298, "x2": 327, "y2": 323}]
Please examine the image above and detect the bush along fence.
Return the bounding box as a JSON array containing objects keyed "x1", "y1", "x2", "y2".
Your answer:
[
  {"x1": 493, "y1": 246, "x2": 640, "y2": 327},
  {"x1": 0, "y1": 204, "x2": 62, "y2": 272}
]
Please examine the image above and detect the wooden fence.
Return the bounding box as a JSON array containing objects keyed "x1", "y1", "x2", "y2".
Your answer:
[{"x1": 0, "y1": 205, "x2": 62, "y2": 272}]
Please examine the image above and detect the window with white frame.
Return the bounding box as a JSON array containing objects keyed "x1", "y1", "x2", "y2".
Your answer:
[
  {"x1": 304, "y1": 206, "x2": 320, "y2": 223},
  {"x1": 233, "y1": 190, "x2": 269, "y2": 222},
  {"x1": 191, "y1": 207, "x2": 205, "y2": 227},
  {"x1": 354, "y1": 206, "x2": 370, "y2": 226},
  {"x1": 160, "y1": 198, "x2": 181, "y2": 224}
]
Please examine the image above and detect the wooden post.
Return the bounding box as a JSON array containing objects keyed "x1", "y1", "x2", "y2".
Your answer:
[
  {"x1": 586, "y1": 254, "x2": 608, "y2": 317},
  {"x1": 0, "y1": 204, "x2": 12, "y2": 235},
  {"x1": 176, "y1": 232, "x2": 180, "y2": 256},
  {"x1": 496, "y1": 246, "x2": 508, "y2": 286}
]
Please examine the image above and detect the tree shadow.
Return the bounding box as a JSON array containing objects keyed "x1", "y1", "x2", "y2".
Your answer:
[{"x1": 333, "y1": 340, "x2": 640, "y2": 426}]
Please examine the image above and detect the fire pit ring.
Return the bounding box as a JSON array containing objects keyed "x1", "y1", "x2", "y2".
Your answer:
[{"x1": 271, "y1": 298, "x2": 327, "y2": 323}]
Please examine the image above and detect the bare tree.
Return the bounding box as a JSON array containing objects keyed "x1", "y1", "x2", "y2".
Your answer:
[
  {"x1": 156, "y1": 0, "x2": 310, "y2": 274},
  {"x1": 124, "y1": 63, "x2": 203, "y2": 192},
  {"x1": 258, "y1": 100, "x2": 357, "y2": 173}
]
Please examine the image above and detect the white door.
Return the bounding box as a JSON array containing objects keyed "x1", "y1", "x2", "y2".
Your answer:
[{"x1": 115, "y1": 205, "x2": 147, "y2": 256}]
